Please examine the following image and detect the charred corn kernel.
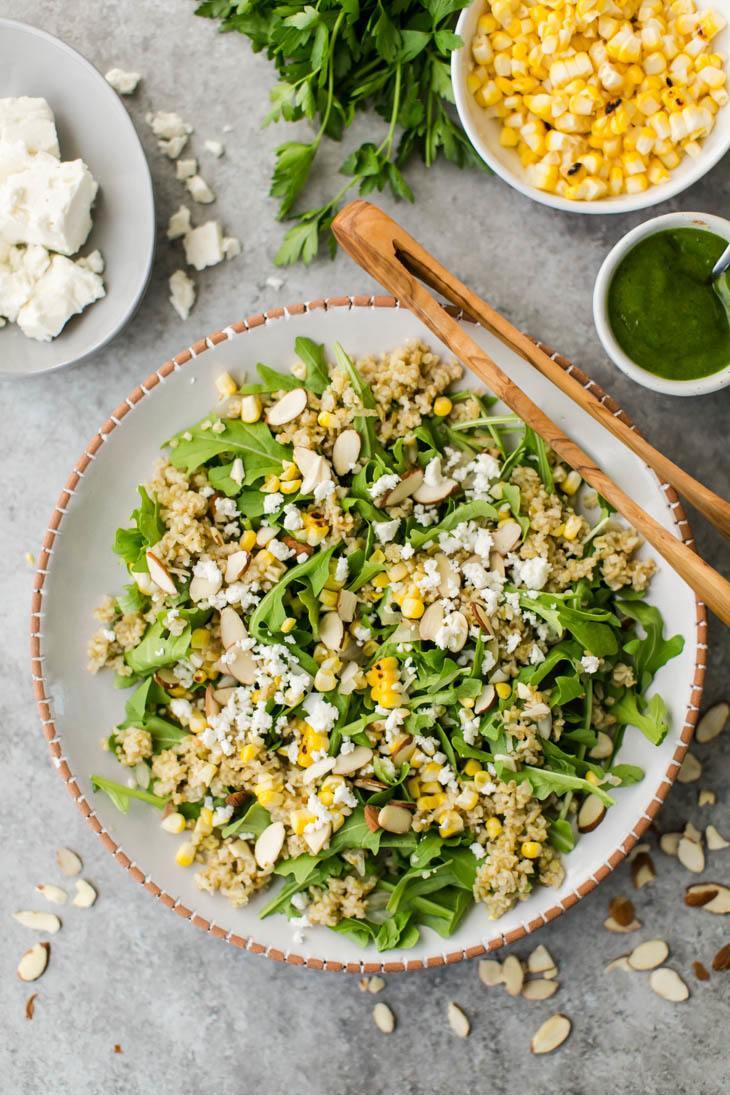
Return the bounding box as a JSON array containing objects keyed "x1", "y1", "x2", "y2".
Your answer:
[
  {"x1": 240, "y1": 394, "x2": 262, "y2": 423},
  {"x1": 216, "y1": 372, "x2": 238, "y2": 398},
  {"x1": 417, "y1": 793, "x2": 447, "y2": 812},
  {"x1": 290, "y1": 810, "x2": 316, "y2": 836},
  {"x1": 439, "y1": 810, "x2": 465, "y2": 838},
  {"x1": 521, "y1": 840, "x2": 542, "y2": 859},
  {"x1": 563, "y1": 514, "x2": 583, "y2": 541},
  {"x1": 280, "y1": 616, "x2": 296, "y2": 635},
  {"x1": 261, "y1": 474, "x2": 280, "y2": 493},
  {"x1": 464, "y1": 759, "x2": 482, "y2": 777},
  {"x1": 240, "y1": 529, "x2": 257, "y2": 551},
  {"x1": 176, "y1": 842, "x2": 196, "y2": 867},
  {"x1": 433, "y1": 396, "x2": 453, "y2": 417},
  {"x1": 456, "y1": 788, "x2": 479, "y2": 811},
  {"x1": 190, "y1": 627, "x2": 210, "y2": 649},
  {"x1": 495, "y1": 681, "x2": 512, "y2": 699},
  {"x1": 239, "y1": 743, "x2": 259, "y2": 763},
  {"x1": 401, "y1": 596, "x2": 425, "y2": 620},
  {"x1": 486, "y1": 816, "x2": 503, "y2": 839},
  {"x1": 161, "y1": 811, "x2": 186, "y2": 834},
  {"x1": 561, "y1": 469, "x2": 582, "y2": 495},
  {"x1": 317, "y1": 410, "x2": 334, "y2": 428}
]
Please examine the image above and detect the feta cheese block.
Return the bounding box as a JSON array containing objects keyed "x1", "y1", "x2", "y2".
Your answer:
[
  {"x1": 183, "y1": 220, "x2": 224, "y2": 270},
  {"x1": 16, "y1": 253, "x2": 105, "y2": 341},
  {"x1": 0, "y1": 97, "x2": 59, "y2": 157},
  {"x1": 0, "y1": 154, "x2": 98, "y2": 254},
  {"x1": 0, "y1": 243, "x2": 50, "y2": 322},
  {"x1": 0, "y1": 140, "x2": 34, "y2": 185}
]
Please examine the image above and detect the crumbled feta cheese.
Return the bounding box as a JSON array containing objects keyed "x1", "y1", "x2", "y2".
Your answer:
[
  {"x1": 104, "y1": 69, "x2": 141, "y2": 95},
  {"x1": 580, "y1": 654, "x2": 601, "y2": 674},
  {"x1": 0, "y1": 98, "x2": 59, "y2": 157},
  {"x1": 505, "y1": 631, "x2": 521, "y2": 654},
  {"x1": 169, "y1": 269, "x2": 195, "y2": 320},
  {"x1": 222, "y1": 236, "x2": 241, "y2": 261},
  {"x1": 167, "y1": 205, "x2": 191, "y2": 241},
  {"x1": 313, "y1": 480, "x2": 335, "y2": 503},
  {"x1": 269, "y1": 539, "x2": 294, "y2": 562},
  {"x1": 470, "y1": 842, "x2": 486, "y2": 860},
  {"x1": 369, "y1": 473, "x2": 400, "y2": 504},
  {"x1": 16, "y1": 254, "x2": 105, "y2": 341},
  {"x1": 77, "y1": 249, "x2": 104, "y2": 274},
  {"x1": 183, "y1": 220, "x2": 224, "y2": 271},
  {"x1": 263, "y1": 492, "x2": 284, "y2": 514},
  {"x1": 413, "y1": 504, "x2": 438, "y2": 527},
  {"x1": 266, "y1": 275, "x2": 284, "y2": 291},
  {"x1": 146, "y1": 111, "x2": 192, "y2": 141},
  {"x1": 374, "y1": 518, "x2": 400, "y2": 544},
  {"x1": 282, "y1": 504, "x2": 303, "y2": 531},
  {"x1": 175, "y1": 158, "x2": 197, "y2": 180},
  {"x1": 335, "y1": 556, "x2": 348, "y2": 583},
  {"x1": 302, "y1": 692, "x2": 339, "y2": 734},
  {"x1": 513, "y1": 555, "x2": 551, "y2": 591},
  {"x1": 400, "y1": 543, "x2": 415, "y2": 559},
  {"x1": 204, "y1": 139, "x2": 224, "y2": 158},
  {"x1": 186, "y1": 174, "x2": 215, "y2": 204}
]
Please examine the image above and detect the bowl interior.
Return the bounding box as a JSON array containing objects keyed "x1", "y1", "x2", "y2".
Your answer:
[
  {"x1": 453, "y1": 0, "x2": 730, "y2": 214},
  {"x1": 36, "y1": 302, "x2": 701, "y2": 968},
  {"x1": 0, "y1": 19, "x2": 155, "y2": 378}
]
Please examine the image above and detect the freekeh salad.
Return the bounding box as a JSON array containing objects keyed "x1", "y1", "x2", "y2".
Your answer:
[{"x1": 88, "y1": 337, "x2": 683, "y2": 951}]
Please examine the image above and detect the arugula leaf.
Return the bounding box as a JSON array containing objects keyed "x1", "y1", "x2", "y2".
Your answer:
[
  {"x1": 409, "y1": 499, "x2": 498, "y2": 549},
  {"x1": 617, "y1": 597, "x2": 684, "y2": 691},
  {"x1": 249, "y1": 543, "x2": 339, "y2": 641},
  {"x1": 519, "y1": 766, "x2": 615, "y2": 806},
  {"x1": 612, "y1": 689, "x2": 669, "y2": 746},
  {"x1": 609, "y1": 763, "x2": 645, "y2": 786},
  {"x1": 168, "y1": 419, "x2": 291, "y2": 482},
  {"x1": 221, "y1": 802, "x2": 272, "y2": 839},
  {"x1": 333, "y1": 342, "x2": 383, "y2": 461},
  {"x1": 549, "y1": 818, "x2": 576, "y2": 853},
  {"x1": 90, "y1": 775, "x2": 168, "y2": 814},
  {"x1": 125, "y1": 619, "x2": 192, "y2": 676},
  {"x1": 294, "y1": 337, "x2": 330, "y2": 396},
  {"x1": 113, "y1": 487, "x2": 165, "y2": 572}
]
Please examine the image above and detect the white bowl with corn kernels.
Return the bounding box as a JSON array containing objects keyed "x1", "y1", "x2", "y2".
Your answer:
[{"x1": 452, "y1": 0, "x2": 730, "y2": 214}]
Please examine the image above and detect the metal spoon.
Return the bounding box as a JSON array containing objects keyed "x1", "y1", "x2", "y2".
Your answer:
[{"x1": 710, "y1": 240, "x2": 730, "y2": 281}]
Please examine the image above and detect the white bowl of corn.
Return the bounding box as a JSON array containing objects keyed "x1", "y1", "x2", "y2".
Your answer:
[{"x1": 452, "y1": 0, "x2": 730, "y2": 212}]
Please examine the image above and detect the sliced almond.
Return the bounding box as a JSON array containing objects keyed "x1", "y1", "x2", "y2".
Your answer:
[
  {"x1": 337, "y1": 589, "x2": 357, "y2": 622},
  {"x1": 589, "y1": 731, "x2": 613, "y2": 760},
  {"x1": 339, "y1": 661, "x2": 362, "y2": 696},
  {"x1": 492, "y1": 520, "x2": 522, "y2": 556},
  {"x1": 684, "y1": 883, "x2": 724, "y2": 909},
  {"x1": 649, "y1": 968, "x2": 689, "y2": 1002},
  {"x1": 220, "y1": 606, "x2": 247, "y2": 650},
  {"x1": 225, "y1": 790, "x2": 248, "y2": 809},
  {"x1": 677, "y1": 836, "x2": 705, "y2": 874},
  {"x1": 604, "y1": 916, "x2": 642, "y2": 933},
  {"x1": 145, "y1": 550, "x2": 177, "y2": 595},
  {"x1": 227, "y1": 649, "x2": 256, "y2": 686},
  {"x1": 363, "y1": 805, "x2": 380, "y2": 833},
  {"x1": 418, "y1": 601, "x2": 444, "y2": 642},
  {"x1": 13, "y1": 911, "x2": 61, "y2": 934},
  {"x1": 577, "y1": 794, "x2": 606, "y2": 833},
  {"x1": 212, "y1": 686, "x2": 236, "y2": 705},
  {"x1": 332, "y1": 429, "x2": 361, "y2": 477},
  {"x1": 530, "y1": 1013, "x2": 571, "y2": 1055},
  {"x1": 377, "y1": 804, "x2": 412, "y2": 835},
  {"x1": 527, "y1": 944, "x2": 556, "y2": 975},
  {"x1": 631, "y1": 851, "x2": 656, "y2": 890},
  {"x1": 35, "y1": 884, "x2": 67, "y2": 906},
  {"x1": 333, "y1": 745, "x2": 373, "y2": 776},
  {"x1": 447, "y1": 1001, "x2": 470, "y2": 1038},
  {"x1": 372, "y1": 1002, "x2": 395, "y2": 1034},
  {"x1": 254, "y1": 821, "x2": 286, "y2": 868},
  {"x1": 698, "y1": 788, "x2": 716, "y2": 807},
  {"x1": 304, "y1": 822, "x2": 331, "y2": 855},
  {"x1": 383, "y1": 468, "x2": 424, "y2": 507},
  {"x1": 55, "y1": 848, "x2": 82, "y2": 877},
  {"x1": 319, "y1": 612, "x2": 344, "y2": 652},
  {"x1": 695, "y1": 700, "x2": 729, "y2": 744},
  {"x1": 711, "y1": 943, "x2": 730, "y2": 971},
  {"x1": 660, "y1": 832, "x2": 681, "y2": 856},
  {"x1": 628, "y1": 939, "x2": 669, "y2": 971},
  {"x1": 609, "y1": 895, "x2": 636, "y2": 927},
  {"x1": 368, "y1": 976, "x2": 385, "y2": 994},
  {"x1": 469, "y1": 601, "x2": 495, "y2": 636},
  {"x1": 677, "y1": 751, "x2": 702, "y2": 784},
  {"x1": 523, "y1": 978, "x2": 559, "y2": 1001},
  {"x1": 72, "y1": 879, "x2": 98, "y2": 908},
  {"x1": 478, "y1": 958, "x2": 502, "y2": 987},
  {"x1": 706, "y1": 824, "x2": 730, "y2": 851},
  {"x1": 692, "y1": 960, "x2": 710, "y2": 981},
  {"x1": 225, "y1": 550, "x2": 249, "y2": 584},
  {"x1": 435, "y1": 554, "x2": 461, "y2": 598},
  {"x1": 684, "y1": 820, "x2": 702, "y2": 843},
  {"x1": 204, "y1": 685, "x2": 220, "y2": 720},
  {"x1": 489, "y1": 551, "x2": 506, "y2": 578},
  {"x1": 412, "y1": 477, "x2": 458, "y2": 505},
  {"x1": 628, "y1": 842, "x2": 651, "y2": 860},
  {"x1": 17, "y1": 942, "x2": 49, "y2": 983},
  {"x1": 502, "y1": 954, "x2": 524, "y2": 997},
  {"x1": 474, "y1": 683, "x2": 496, "y2": 716},
  {"x1": 301, "y1": 757, "x2": 336, "y2": 785},
  {"x1": 605, "y1": 955, "x2": 632, "y2": 973},
  {"x1": 292, "y1": 445, "x2": 319, "y2": 475},
  {"x1": 189, "y1": 570, "x2": 222, "y2": 602},
  {"x1": 283, "y1": 535, "x2": 313, "y2": 557},
  {"x1": 25, "y1": 993, "x2": 37, "y2": 1020},
  {"x1": 392, "y1": 735, "x2": 415, "y2": 768},
  {"x1": 266, "y1": 387, "x2": 307, "y2": 426}
]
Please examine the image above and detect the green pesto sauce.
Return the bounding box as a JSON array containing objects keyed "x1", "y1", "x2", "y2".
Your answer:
[{"x1": 607, "y1": 228, "x2": 730, "y2": 382}]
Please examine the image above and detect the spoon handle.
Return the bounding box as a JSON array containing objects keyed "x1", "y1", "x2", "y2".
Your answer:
[{"x1": 711, "y1": 240, "x2": 730, "y2": 280}]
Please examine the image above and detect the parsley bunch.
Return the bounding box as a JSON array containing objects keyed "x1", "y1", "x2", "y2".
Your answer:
[{"x1": 195, "y1": 0, "x2": 483, "y2": 264}]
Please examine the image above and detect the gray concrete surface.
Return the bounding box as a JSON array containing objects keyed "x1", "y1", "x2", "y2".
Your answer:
[{"x1": 1, "y1": 2, "x2": 729, "y2": 1092}]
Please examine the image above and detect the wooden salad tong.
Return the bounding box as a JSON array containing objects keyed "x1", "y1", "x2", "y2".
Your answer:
[{"x1": 332, "y1": 200, "x2": 730, "y2": 625}]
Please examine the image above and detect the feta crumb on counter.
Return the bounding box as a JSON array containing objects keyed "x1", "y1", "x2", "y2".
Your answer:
[
  {"x1": 186, "y1": 174, "x2": 216, "y2": 204},
  {"x1": 222, "y1": 236, "x2": 241, "y2": 260},
  {"x1": 183, "y1": 221, "x2": 224, "y2": 271},
  {"x1": 104, "y1": 69, "x2": 141, "y2": 96},
  {"x1": 167, "y1": 206, "x2": 192, "y2": 241},
  {"x1": 175, "y1": 158, "x2": 197, "y2": 180},
  {"x1": 204, "y1": 139, "x2": 224, "y2": 158},
  {"x1": 169, "y1": 269, "x2": 196, "y2": 321}
]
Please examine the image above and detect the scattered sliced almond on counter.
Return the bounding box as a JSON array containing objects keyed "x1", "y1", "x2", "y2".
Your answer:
[
  {"x1": 649, "y1": 968, "x2": 689, "y2": 1002},
  {"x1": 35, "y1": 883, "x2": 67, "y2": 906},
  {"x1": 711, "y1": 943, "x2": 730, "y2": 972},
  {"x1": 72, "y1": 880, "x2": 98, "y2": 908},
  {"x1": 55, "y1": 848, "x2": 82, "y2": 877},
  {"x1": 25, "y1": 993, "x2": 37, "y2": 1020},
  {"x1": 368, "y1": 976, "x2": 385, "y2": 994},
  {"x1": 604, "y1": 916, "x2": 642, "y2": 933},
  {"x1": 372, "y1": 1002, "x2": 395, "y2": 1034},
  {"x1": 660, "y1": 832, "x2": 681, "y2": 857},
  {"x1": 692, "y1": 960, "x2": 710, "y2": 981},
  {"x1": 502, "y1": 954, "x2": 524, "y2": 997},
  {"x1": 698, "y1": 789, "x2": 716, "y2": 807},
  {"x1": 695, "y1": 701, "x2": 729, "y2": 744},
  {"x1": 677, "y1": 836, "x2": 705, "y2": 874},
  {"x1": 677, "y1": 751, "x2": 702, "y2": 784},
  {"x1": 628, "y1": 939, "x2": 669, "y2": 971},
  {"x1": 530, "y1": 1013, "x2": 571, "y2": 1055},
  {"x1": 527, "y1": 944, "x2": 557, "y2": 977},
  {"x1": 605, "y1": 956, "x2": 632, "y2": 973},
  {"x1": 684, "y1": 883, "x2": 730, "y2": 912},
  {"x1": 17, "y1": 942, "x2": 49, "y2": 982},
  {"x1": 523, "y1": 979, "x2": 559, "y2": 1001},
  {"x1": 706, "y1": 825, "x2": 729, "y2": 851},
  {"x1": 13, "y1": 911, "x2": 61, "y2": 934},
  {"x1": 631, "y1": 851, "x2": 656, "y2": 890},
  {"x1": 608, "y1": 895, "x2": 636, "y2": 927},
  {"x1": 447, "y1": 1002, "x2": 470, "y2": 1038},
  {"x1": 478, "y1": 958, "x2": 503, "y2": 987}
]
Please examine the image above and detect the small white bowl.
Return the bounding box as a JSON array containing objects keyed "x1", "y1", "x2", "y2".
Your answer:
[
  {"x1": 593, "y1": 211, "x2": 730, "y2": 396},
  {"x1": 452, "y1": 0, "x2": 730, "y2": 215}
]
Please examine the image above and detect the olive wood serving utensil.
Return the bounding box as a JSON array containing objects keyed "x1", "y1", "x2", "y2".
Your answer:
[{"x1": 332, "y1": 199, "x2": 730, "y2": 625}]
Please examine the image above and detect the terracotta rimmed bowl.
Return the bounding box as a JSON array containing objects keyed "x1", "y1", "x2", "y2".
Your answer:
[{"x1": 31, "y1": 298, "x2": 706, "y2": 973}]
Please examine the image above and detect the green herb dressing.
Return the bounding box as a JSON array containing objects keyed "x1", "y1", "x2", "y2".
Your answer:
[{"x1": 607, "y1": 228, "x2": 730, "y2": 382}]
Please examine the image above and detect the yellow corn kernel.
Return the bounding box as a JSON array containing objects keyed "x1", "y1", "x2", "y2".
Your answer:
[
  {"x1": 318, "y1": 788, "x2": 335, "y2": 807},
  {"x1": 290, "y1": 809, "x2": 316, "y2": 836},
  {"x1": 280, "y1": 616, "x2": 297, "y2": 635},
  {"x1": 279, "y1": 478, "x2": 302, "y2": 495},
  {"x1": 456, "y1": 788, "x2": 479, "y2": 811},
  {"x1": 240, "y1": 394, "x2": 262, "y2": 423},
  {"x1": 406, "y1": 777, "x2": 421, "y2": 797},
  {"x1": 319, "y1": 588, "x2": 339, "y2": 608},
  {"x1": 239, "y1": 743, "x2": 259, "y2": 763},
  {"x1": 486, "y1": 816, "x2": 503, "y2": 839},
  {"x1": 190, "y1": 627, "x2": 210, "y2": 650},
  {"x1": 372, "y1": 572, "x2": 390, "y2": 589},
  {"x1": 467, "y1": 71, "x2": 482, "y2": 95},
  {"x1": 417, "y1": 793, "x2": 447, "y2": 812},
  {"x1": 361, "y1": 639, "x2": 379, "y2": 658},
  {"x1": 161, "y1": 811, "x2": 186, "y2": 834},
  {"x1": 215, "y1": 372, "x2": 238, "y2": 398},
  {"x1": 240, "y1": 529, "x2": 257, "y2": 552},
  {"x1": 195, "y1": 806, "x2": 214, "y2": 836},
  {"x1": 401, "y1": 596, "x2": 425, "y2": 620},
  {"x1": 478, "y1": 12, "x2": 498, "y2": 33},
  {"x1": 314, "y1": 667, "x2": 337, "y2": 692},
  {"x1": 585, "y1": 769, "x2": 600, "y2": 785},
  {"x1": 563, "y1": 513, "x2": 583, "y2": 541},
  {"x1": 625, "y1": 172, "x2": 648, "y2": 193},
  {"x1": 433, "y1": 396, "x2": 453, "y2": 417},
  {"x1": 464, "y1": 759, "x2": 482, "y2": 777},
  {"x1": 561, "y1": 469, "x2": 582, "y2": 495},
  {"x1": 439, "y1": 810, "x2": 465, "y2": 838},
  {"x1": 500, "y1": 125, "x2": 520, "y2": 147},
  {"x1": 420, "y1": 781, "x2": 443, "y2": 795},
  {"x1": 476, "y1": 80, "x2": 504, "y2": 107},
  {"x1": 189, "y1": 712, "x2": 208, "y2": 735},
  {"x1": 279, "y1": 461, "x2": 300, "y2": 482},
  {"x1": 261, "y1": 474, "x2": 281, "y2": 494},
  {"x1": 647, "y1": 157, "x2": 669, "y2": 184},
  {"x1": 257, "y1": 788, "x2": 284, "y2": 807},
  {"x1": 175, "y1": 842, "x2": 196, "y2": 867},
  {"x1": 521, "y1": 840, "x2": 542, "y2": 859},
  {"x1": 495, "y1": 681, "x2": 512, "y2": 699}
]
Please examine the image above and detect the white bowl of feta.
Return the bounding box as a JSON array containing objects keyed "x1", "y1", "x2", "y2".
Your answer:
[{"x1": 0, "y1": 19, "x2": 154, "y2": 377}]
